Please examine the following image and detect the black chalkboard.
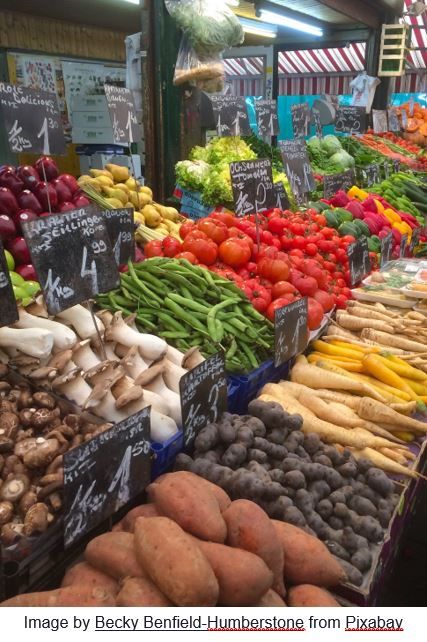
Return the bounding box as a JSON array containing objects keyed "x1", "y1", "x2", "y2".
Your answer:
[
  {"x1": 400, "y1": 233, "x2": 408, "y2": 258},
  {"x1": 22, "y1": 208, "x2": 120, "y2": 315},
  {"x1": 210, "y1": 96, "x2": 251, "y2": 137},
  {"x1": 0, "y1": 241, "x2": 19, "y2": 327},
  {"x1": 180, "y1": 353, "x2": 228, "y2": 449},
  {"x1": 410, "y1": 227, "x2": 422, "y2": 255},
  {"x1": 393, "y1": 159, "x2": 400, "y2": 173},
  {"x1": 334, "y1": 106, "x2": 366, "y2": 135},
  {"x1": 274, "y1": 297, "x2": 308, "y2": 367},
  {"x1": 104, "y1": 84, "x2": 141, "y2": 144},
  {"x1": 380, "y1": 232, "x2": 393, "y2": 268},
  {"x1": 347, "y1": 238, "x2": 371, "y2": 287},
  {"x1": 388, "y1": 108, "x2": 400, "y2": 132},
  {"x1": 103, "y1": 208, "x2": 135, "y2": 266},
  {"x1": 279, "y1": 139, "x2": 315, "y2": 197},
  {"x1": 273, "y1": 181, "x2": 291, "y2": 211},
  {"x1": 291, "y1": 103, "x2": 310, "y2": 138},
  {"x1": 323, "y1": 169, "x2": 355, "y2": 199},
  {"x1": 0, "y1": 83, "x2": 66, "y2": 155},
  {"x1": 255, "y1": 99, "x2": 279, "y2": 136},
  {"x1": 383, "y1": 162, "x2": 391, "y2": 180},
  {"x1": 230, "y1": 159, "x2": 274, "y2": 216},
  {"x1": 63, "y1": 409, "x2": 151, "y2": 547},
  {"x1": 363, "y1": 164, "x2": 381, "y2": 187},
  {"x1": 312, "y1": 109, "x2": 323, "y2": 138}
]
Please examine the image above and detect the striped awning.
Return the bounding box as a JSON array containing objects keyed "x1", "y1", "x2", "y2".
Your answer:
[
  {"x1": 404, "y1": 0, "x2": 427, "y2": 69},
  {"x1": 223, "y1": 56, "x2": 264, "y2": 76},
  {"x1": 278, "y1": 43, "x2": 365, "y2": 74}
]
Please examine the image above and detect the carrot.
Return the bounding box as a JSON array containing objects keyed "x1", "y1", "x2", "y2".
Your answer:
[
  {"x1": 308, "y1": 354, "x2": 364, "y2": 372},
  {"x1": 401, "y1": 378, "x2": 427, "y2": 396},
  {"x1": 329, "y1": 340, "x2": 380, "y2": 354},
  {"x1": 362, "y1": 354, "x2": 419, "y2": 401},
  {"x1": 381, "y1": 354, "x2": 427, "y2": 381},
  {"x1": 329, "y1": 367, "x2": 411, "y2": 402},
  {"x1": 362, "y1": 329, "x2": 427, "y2": 353},
  {"x1": 357, "y1": 397, "x2": 427, "y2": 433},
  {"x1": 351, "y1": 447, "x2": 424, "y2": 479},
  {"x1": 311, "y1": 339, "x2": 363, "y2": 360},
  {"x1": 336, "y1": 312, "x2": 395, "y2": 334}
]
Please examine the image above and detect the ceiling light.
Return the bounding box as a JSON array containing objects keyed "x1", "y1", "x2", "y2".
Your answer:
[
  {"x1": 259, "y1": 9, "x2": 323, "y2": 37},
  {"x1": 239, "y1": 17, "x2": 277, "y2": 38},
  {"x1": 121, "y1": 0, "x2": 139, "y2": 5}
]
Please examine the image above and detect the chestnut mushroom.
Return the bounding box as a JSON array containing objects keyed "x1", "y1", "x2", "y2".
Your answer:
[
  {"x1": 46, "y1": 492, "x2": 62, "y2": 512},
  {"x1": 14, "y1": 437, "x2": 38, "y2": 459},
  {"x1": 33, "y1": 392, "x2": 56, "y2": 410},
  {"x1": 0, "y1": 435, "x2": 13, "y2": 454},
  {"x1": 23, "y1": 438, "x2": 60, "y2": 469},
  {"x1": 19, "y1": 408, "x2": 36, "y2": 427},
  {"x1": 17, "y1": 389, "x2": 33, "y2": 410},
  {"x1": 31, "y1": 407, "x2": 61, "y2": 429},
  {"x1": 0, "y1": 474, "x2": 30, "y2": 502},
  {"x1": 2, "y1": 455, "x2": 27, "y2": 479},
  {"x1": 23, "y1": 503, "x2": 51, "y2": 536},
  {"x1": 0, "y1": 399, "x2": 16, "y2": 414},
  {"x1": 1, "y1": 522, "x2": 24, "y2": 546},
  {"x1": 18, "y1": 491, "x2": 38, "y2": 516},
  {"x1": 0, "y1": 411, "x2": 19, "y2": 439},
  {"x1": 0, "y1": 500, "x2": 13, "y2": 526}
]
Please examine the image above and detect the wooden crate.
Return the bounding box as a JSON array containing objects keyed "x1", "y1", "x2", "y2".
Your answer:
[{"x1": 379, "y1": 24, "x2": 410, "y2": 77}]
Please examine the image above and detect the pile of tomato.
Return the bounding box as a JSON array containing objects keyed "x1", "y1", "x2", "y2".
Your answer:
[{"x1": 144, "y1": 207, "x2": 358, "y2": 331}]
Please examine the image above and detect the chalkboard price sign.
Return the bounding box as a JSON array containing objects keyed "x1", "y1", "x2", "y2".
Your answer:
[
  {"x1": 0, "y1": 83, "x2": 66, "y2": 155},
  {"x1": 274, "y1": 297, "x2": 308, "y2": 367},
  {"x1": 323, "y1": 169, "x2": 355, "y2": 199},
  {"x1": 312, "y1": 108, "x2": 323, "y2": 138},
  {"x1": 210, "y1": 96, "x2": 251, "y2": 137},
  {"x1": 22, "y1": 208, "x2": 120, "y2": 315},
  {"x1": 380, "y1": 232, "x2": 393, "y2": 268},
  {"x1": 103, "y1": 208, "x2": 135, "y2": 266},
  {"x1": 400, "y1": 233, "x2": 408, "y2": 258},
  {"x1": 180, "y1": 353, "x2": 228, "y2": 449},
  {"x1": 279, "y1": 139, "x2": 315, "y2": 197},
  {"x1": 63, "y1": 409, "x2": 151, "y2": 547},
  {"x1": 347, "y1": 238, "x2": 371, "y2": 287},
  {"x1": 255, "y1": 99, "x2": 279, "y2": 136},
  {"x1": 393, "y1": 159, "x2": 400, "y2": 173},
  {"x1": 0, "y1": 241, "x2": 19, "y2": 327},
  {"x1": 388, "y1": 108, "x2": 400, "y2": 132},
  {"x1": 410, "y1": 227, "x2": 421, "y2": 255},
  {"x1": 364, "y1": 164, "x2": 380, "y2": 187},
  {"x1": 291, "y1": 103, "x2": 310, "y2": 138},
  {"x1": 273, "y1": 181, "x2": 290, "y2": 210},
  {"x1": 104, "y1": 84, "x2": 141, "y2": 144},
  {"x1": 372, "y1": 109, "x2": 388, "y2": 134},
  {"x1": 230, "y1": 158, "x2": 274, "y2": 216},
  {"x1": 335, "y1": 106, "x2": 367, "y2": 135}
]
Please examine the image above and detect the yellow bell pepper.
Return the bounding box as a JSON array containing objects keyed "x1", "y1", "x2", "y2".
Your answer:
[
  {"x1": 347, "y1": 186, "x2": 369, "y2": 201},
  {"x1": 393, "y1": 221, "x2": 412, "y2": 236},
  {"x1": 374, "y1": 199, "x2": 385, "y2": 214},
  {"x1": 383, "y1": 208, "x2": 401, "y2": 223}
]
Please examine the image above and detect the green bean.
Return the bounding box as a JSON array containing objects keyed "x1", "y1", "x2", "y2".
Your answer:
[
  {"x1": 167, "y1": 292, "x2": 210, "y2": 314},
  {"x1": 226, "y1": 338, "x2": 238, "y2": 360},
  {"x1": 159, "y1": 330, "x2": 190, "y2": 339},
  {"x1": 135, "y1": 316, "x2": 157, "y2": 332},
  {"x1": 238, "y1": 341, "x2": 259, "y2": 370},
  {"x1": 128, "y1": 263, "x2": 164, "y2": 304},
  {"x1": 138, "y1": 270, "x2": 169, "y2": 295},
  {"x1": 155, "y1": 311, "x2": 185, "y2": 332},
  {"x1": 164, "y1": 297, "x2": 209, "y2": 335}
]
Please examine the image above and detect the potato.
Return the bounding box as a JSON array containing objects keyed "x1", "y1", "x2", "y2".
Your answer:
[
  {"x1": 121, "y1": 503, "x2": 161, "y2": 533},
  {"x1": 152, "y1": 472, "x2": 231, "y2": 512},
  {"x1": 116, "y1": 577, "x2": 172, "y2": 606},
  {"x1": 224, "y1": 500, "x2": 285, "y2": 597},
  {"x1": 193, "y1": 538, "x2": 273, "y2": 606},
  {"x1": 272, "y1": 520, "x2": 346, "y2": 587},
  {"x1": 255, "y1": 589, "x2": 287, "y2": 607},
  {"x1": 288, "y1": 585, "x2": 341, "y2": 607},
  {"x1": 61, "y1": 562, "x2": 119, "y2": 595},
  {"x1": 134, "y1": 516, "x2": 219, "y2": 606},
  {"x1": 0, "y1": 586, "x2": 116, "y2": 607},
  {"x1": 85, "y1": 532, "x2": 146, "y2": 580},
  {"x1": 149, "y1": 474, "x2": 226, "y2": 542}
]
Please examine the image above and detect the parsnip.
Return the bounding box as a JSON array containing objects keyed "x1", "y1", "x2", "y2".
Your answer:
[
  {"x1": 337, "y1": 312, "x2": 394, "y2": 334},
  {"x1": 362, "y1": 329, "x2": 427, "y2": 353},
  {"x1": 351, "y1": 447, "x2": 421, "y2": 478},
  {"x1": 357, "y1": 397, "x2": 427, "y2": 433}
]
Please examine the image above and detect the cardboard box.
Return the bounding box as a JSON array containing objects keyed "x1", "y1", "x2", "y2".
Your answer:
[
  {"x1": 71, "y1": 95, "x2": 109, "y2": 112},
  {"x1": 72, "y1": 127, "x2": 115, "y2": 145},
  {"x1": 72, "y1": 111, "x2": 112, "y2": 128}
]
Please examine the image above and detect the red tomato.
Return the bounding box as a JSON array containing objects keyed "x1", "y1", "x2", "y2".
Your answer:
[
  {"x1": 290, "y1": 222, "x2": 305, "y2": 236},
  {"x1": 327, "y1": 253, "x2": 338, "y2": 264},
  {"x1": 218, "y1": 238, "x2": 251, "y2": 267},
  {"x1": 294, "y1": 275, "x2": 318, "y2": 298},
  {"x1": 197, "y1": 218, "x2": 228, "y2": 244},
  {"x1": 257, "y1": 257, "x2": 290, "y2": 283},
  {"x1": 313, "y1": 290, "x2": 335, "y2": 313},
  {"x1": 305, "y1": 243, "x2": 317, "y2": 257},
  {"x1": 227, "y1": 227, "x2": 254, "y2": 251},
  {"x1": 161, "y1": 236, "x2": 181, "y2": 258},
  {"x1": 292, "y1": 237, "x2": 307, "y2": 251},
  {"x1": 323, "y1": 261, "x2": 336, "y2": 273},
  {"x1": 280, "y1": 235, "x2": 293, "y2": 251},
  {"x1": 289, "y1": 248, "x2": 304, "y2": 258},
  {"x1": 175, "y1": 251, "x2": 197, "y2": 263},
  {"x1": 272, "y1": 237, "x2": 282, "y2": 249},
  {"x1": 320, "y1": 227, "x2": 335, "y2": 239},
  {"x1": 209, "y1": 211, "x2": 235, "y2": 227},
  {"x1": 186, "y1": 238, "x2": 218, "y2": 265},
  {"x1": 341, "y1": 287, "x2": 352, "y2": 299},
  {"x1": 340, "y1": 235, "x2": 356, "y2": 244},
  {"x1": 262, "y1": 230, "x2": 275, "y2": 245},
  {"x1": 336, "y1": 278, "x2": 346, "y2": 288},
  {"x1": 333, "y1": 271, "x2": 344, "y2": 281},
  {"x1": 335, "y1": 248, "x2": 348, "y2": 263},
  {"x1": 272, "y1": 281, "x2": 298, "y2": 300},
  {"x1": 266, "y1": 297, "x2": 295, "y2": 322},
  {"x1": 307, "y1": 297, "x2": 324, "y2": 330},
  {"x1": 179, "y1": 220, "x2": 196, "y2": 239},
  {"x1": 315, "y1": 214, "x2": 327, "y2": 226},
  {"x1": 268, "y1": 217, "x2": 288, "y2": 235},
  {"x1": 144, "y1": 240, "x2": 164, "y2": 258},
  {"x1": 335, "y1": 293, "x2": 348, "y2": 309}
]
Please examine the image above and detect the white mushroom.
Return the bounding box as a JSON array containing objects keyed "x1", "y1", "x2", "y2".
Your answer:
[
  {"x1": 182, "y1": 347, "x2": 205, "y2": 370},
  {"x1": 166, "y1": 344, "x2": 186, "y2": 367},
  {"x1": 112, "y1": 374, "x2": 170, "y2": 415},
  {"x1": 73, "y1": 340, "x2": 102, "y2": 371},
  {"x1": 84, "y1": 361, "x2": 122, "y2": 388},
  {"x1": 105, "y1": 311, "x2": 167, "y2": 361},
  {"x1": 26, "y1": 295, "x2": 49, "y2": 318},
  {"x1": 136, "y1": 364, "x2": 182, "y2": 427},
  {"x1": 162, "y1": 358, "x2": 187, "y2": 394},
  {"x1": 0, "y1": 327, "x2": 53, "y2": 359},
  {"x1": 56, "y1": 305, "x2": 104, "y2": 339},
  {"x1": 14, "y1": 308, "x2": 77, "y2": 351},
  {"x1": 52, "y1": 368, "x2": 92, "y2": 407},
  {"x1": 118, "y1": 345, "x2": 149, "y2": 379}
]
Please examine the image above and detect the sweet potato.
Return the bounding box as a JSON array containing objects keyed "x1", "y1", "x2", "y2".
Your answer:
[
  {"x1": 0, "y1": 586, "x2": 116, "y2": 607},
  {"x1": 134, "y1": 516, "x2": 219, "y2": 606},
  {"x1": 85, "y1": 532, "x2": 146, "y2": 580},
  {"x1": 116, "y1": 577, "x2": 172, "y2": 606},
  {"x1": 272, "y1": 521, "x2": 346, "y2": 587},
  {"x1": 223, "y1": 500, "x2": 285, "y2": 597},
  {"x1": 193, "y1": 538, "x2": 273, "y2": 606},
  {"x1": 121, "y1": 503, "x2": 161, "y2": 533},
  {"x1": 149, "y1": 474, "x2": 226, "y2": 542},
  {"x1": 152, "y1": 472, "x2": 231, "y2": 512},
  {"x1": 288, "y1": 584, "x2": 340, "y2": 607},
  {"x1": 61, "y1": 562, "x2": 119, "y2": 595},
  {"x1": 255, "y1": 589, "x2": 287, "y2": 607}
]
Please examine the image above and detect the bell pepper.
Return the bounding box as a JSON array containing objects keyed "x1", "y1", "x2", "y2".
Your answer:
[
  {"x1": 347, "y1": 186, "x2": 369, "y2": 201},
  {"x1": 393, "y1": 221, "x2": 412, "y2": 236},
  {"x1": 374, "y1": 199, "x2": 385, "y2": 214},
  {"x1": 383, "y1": 208, "x2": 401, "y2": 224}
]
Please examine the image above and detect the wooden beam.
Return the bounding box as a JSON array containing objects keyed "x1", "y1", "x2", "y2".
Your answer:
[{"x1": 315, "y1": 0, "x2": 381, "y2": 28}]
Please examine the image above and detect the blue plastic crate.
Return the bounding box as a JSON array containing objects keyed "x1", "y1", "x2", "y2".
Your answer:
[
  {"x1": 227, "y1": 358, "x2": 292, "y2": 414},
  {"x1": 151, "y1": 431, "x2": 184, "y2": 480}
]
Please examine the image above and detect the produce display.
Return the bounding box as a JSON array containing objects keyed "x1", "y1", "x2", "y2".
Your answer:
[
  {"x1": 1, "y1": 470, "x2": 346, "y2": 606},
  {"x1": 396, "y1": 102, "x2": 427, "y2": 148},
  {"x1": 307, "y1": 135, "x2": 356, "y2": 175}
]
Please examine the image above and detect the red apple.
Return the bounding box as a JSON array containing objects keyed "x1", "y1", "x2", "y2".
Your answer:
[
  {"x1": 0, "y1": 169, "x2": 24, "y2": 196},
  {"x1": 35, "y1": 156, "x2": 59, "y2": 181},
  {"x1": 59, "y1": 202, "x2": 76, "y2": 213},
  {"x1": 34, "y1": 181, "x2": 58, "y2": 211},
  {"x1": 59, "y1": 173, "x2": 79, "y2": 195},
  {"x1": 0, "y1": 187, "x2": 19, "y2": 215},
  {"x1": 17, "y1": 190, "x2": 43, "y2": 214},
  {"x1": 73, "y1": 195, "x2": 90, "y2": 208},
  {"x1": 15, "y1": 264, "x2": 37, "y2": 281},
  {"x1": 12, "y1": 210, "x2": 38, "y2": 233},
  {"x1": 7, "y1": 236, "x2": 31, "y2": 264},
  {"x1": 51, "y1": 177, "x2": 72, "y2": 203},
  {"x1": 17, "y1": 165, "x2": 40, "y2": 190},
  {"x1": 0, "y1": 214, "x2": 16, "y2": 241}
]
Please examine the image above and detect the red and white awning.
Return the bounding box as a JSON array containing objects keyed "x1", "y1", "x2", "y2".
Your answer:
[
  {"x1": 278, "y1": 43, "x2": 365, "y2": 75},
  {"x1": 404, "y1": 0, "x2": 427, "y2": 69}
]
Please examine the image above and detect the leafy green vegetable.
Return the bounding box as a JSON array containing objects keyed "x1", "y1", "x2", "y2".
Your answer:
[
  {"x1": 329, "y1": 150, "x2": 355, "y2": 170},
  {"x1": 242, "y1": 134, "x2": 284, "y2": 171},
  {"x1": 321, "y1": 135, "x2": 342, "y2": 156}
]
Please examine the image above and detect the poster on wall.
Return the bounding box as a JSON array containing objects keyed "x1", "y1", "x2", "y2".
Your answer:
[{"x1": 62, "y1": 61, "x2": 126, "y2": 110}]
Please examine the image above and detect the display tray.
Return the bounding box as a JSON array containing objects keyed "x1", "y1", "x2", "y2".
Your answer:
[
  {"x1": 401, "y1": 287, "x2": 427, "y2": 299},
  {"x1": 334, "y1": 436, "x2": 427, "y2": 607},
  {"x1": 351, "y1": 288, "x2": 416, "y2": 308}
]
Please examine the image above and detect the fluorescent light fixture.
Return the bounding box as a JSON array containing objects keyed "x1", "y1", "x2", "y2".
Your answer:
[
  {"x1": 121, "y1": 0, "x2": 139, "y2": 5},
  {"x1": 239, "y1": 17, "x2": 277, "y2": 38},
  {"x1": 259, "y1": 9, "x2": 323, "y2": 37}
]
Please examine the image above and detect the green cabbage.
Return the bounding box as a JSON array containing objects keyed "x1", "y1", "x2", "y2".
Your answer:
[
  {"x1": 307, "y1": 136, "x2": 322, "y2": 154},
  {"x1": 329, "y1": 150, "x2": 355, "y2": 170},
  {"x1": 321, "y1": 135, "x2": 342, "y2": 156}
]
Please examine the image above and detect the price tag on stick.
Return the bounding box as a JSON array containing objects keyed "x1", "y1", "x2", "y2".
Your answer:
[
  {"x1": 22, "y1": 207, "x2": 120, "y2": 315},
  {"x1": 210, "y1": 96, "x2": 251, "y2": 137},
  {"x1": 273, "y1": 181, "x2": 290, "y2": 210},
  {"x1": 104, "y1": 84, "x2": 141, "y2": 144},
  {"x1": 364, "y1": 164, "x2": 380, "y2": 187},
  {"x1": 279, "y1": 139, "x2": 315, "y2": 199},
  {"x1": 230, "y1": 159, "x2": 275, "y2": 216},
  {"x1": 0, "y1": 83, "x2": 66, "y2": 155},
  {"x1": 323, "y1": 169, "x2": 355, "y2": 199},
  {"x1": 0, "y1": 241, "x2": 19, "y2": 327},
  {"x1": 312, "y1": 108, "x2": 323, "y2": 138},
  {"x1": 347, "y1": 238, "x2": 371, "y2": 287},
  {"x1": 63, "y1": 409, "x2": 151, "y2": 547},
  {"x1": 103, "y1": 208, "x2": 135, "y2": 266},
  {"x1": 400, "y1": 233, "x2": 408, "y2": 258},
  {"x1": 255, "y1": 99, "x2": 279, "y2": 137},
  {"x1": 388, "y1": 108, "x2": 400, "y2": 132},
  {"x1": 334, "y1": 106, "x2": 366, "y2": 135},
  {"x1": 180, "y1": 353, "x2": 228, "y2": 450},
  {"x1": 274, "y1": 298, "x2": 308, "y2": 367},
  {"x1": 380, "y1": 232, "x2": 393, "y2": 268},
  {"x1": 372, "y1": 109, "x2": 388, "y2": 134}
]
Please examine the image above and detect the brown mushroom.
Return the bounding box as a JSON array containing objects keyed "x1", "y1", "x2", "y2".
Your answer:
[
  {"x1": 23, "y1": 438, "x2": 60, "y2": 469},
  {"x1": 0, "y1": 411, "x2": 19, "y2": 439},
  {"x1": 0, "y1": 453, "x2": 4, "y2": 474},
  {"x1": 64, "y1": 414, "x2": 80, "y2": 431},
  {"x1": 70, "y1": 434, "x2": 83, "y2": 449},
  {"x1": 47, "y1": 349, "x2": 74, "y2": 372},
  {"x1": 38, "y1": 478, "x2": 63, "y2": 500},
  {"x1": 0, "y1": 381, "x2": 11, "y2": 393},
  {"x1": 0, "y1": 364, "x2": 8, "y2": 379},
  {"x1": 17, "y1": 389, "x2": 33, "y2": 410},
  {"x1": 33, "y1": 392, "x2": 56, "y2": 410},
  {"x1": 0, "y1": 399, "x2": 16, "y2": 414},
  {"x1": 31, "y1": 407, "x2": 61, "y2": 429},
  {"x1": 28, "y1": 367, "x2": 58, "y2": 383},
  {"x1": 14, "y1": 437, "x2": 38, "y2": 459},
  {"x1": 0, "y1": 435, "x2": 13, "y2": 454},
  {"x1": 46, "y1": 492, "x2": 62, "y2": 512},
  {"x1": 18, "y1": 491, "x2": 37, "y2": 516},
  {"x1": 0, "y1": 500, "x2": 13, "y2": 526},
  {"x1": 46, "y1": 454, "x2": 63, "y2": 475},
  {"x1": 1, "y1": 522, "x2": 24, "y2": 546},
  {"x1": 2, "y1": 455, "x2": 27, "y2": 479},
  {"x1": 23, "y1": 503, "x2": 51, "y2": 536},
  {"x1": 45, "y1": 424, "x2": 75, "y2": 441},
  {"x1": 19, "y1": 408, "x2": 35, "y2": 427},
  {"x1": 0, "y1": 474, "x2": 30, "y2": 502}
]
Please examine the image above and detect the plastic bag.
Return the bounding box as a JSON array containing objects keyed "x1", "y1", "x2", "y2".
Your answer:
[
  {"x1": 165, "y1": 0, "x2": 244, "y2": 56},
  {"x1": 173, "y1": 35, "x2": 225, "y2": 93}
]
